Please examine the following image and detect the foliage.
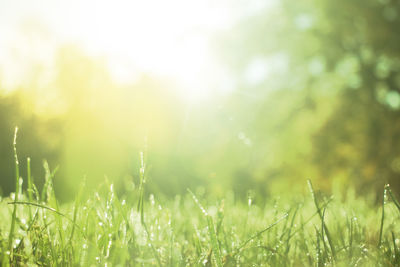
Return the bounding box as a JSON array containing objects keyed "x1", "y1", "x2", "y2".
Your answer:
[
  {"x1": 1, "y1": 0, "x2": 400, "y2": 198},
  {"x1": 214, "y1": 0, "x2": 400, "y2": 193}
]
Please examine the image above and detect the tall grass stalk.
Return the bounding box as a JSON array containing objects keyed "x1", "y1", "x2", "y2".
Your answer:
[
  {"x1": 378, "y1": 185, "x2": 387, "y2": 247},
  {"x1": 8, "y1": 127, "x2": 20, "y2": 255},
  {"x1": 307, "y1": 180, "x2": 336, "y2": 260},
  {"x1": 27, "y1": 157, "x2": 33, "y2": 220},
  {"x1": 137, "y1": 151, "x2": 162, "y2": 266},
  {"x1": 188, "y1": 189, "x2": 223, "y2": 267}
]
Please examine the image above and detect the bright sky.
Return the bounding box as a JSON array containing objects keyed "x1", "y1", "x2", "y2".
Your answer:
[{"x1": 0, "y1": 0, "x2": 277, "y2": 101}]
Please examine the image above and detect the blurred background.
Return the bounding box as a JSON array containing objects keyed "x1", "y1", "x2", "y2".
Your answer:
[{"x1": 1, "y1": 0, "x2": 400, "y2": 201}]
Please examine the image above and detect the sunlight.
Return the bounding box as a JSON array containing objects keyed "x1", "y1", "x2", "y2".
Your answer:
[
  {"x1": 0, "y1": 0, "x2": 236, "y2": 102},
  {"x1": 61, "y1": 0, "x2": 234, "y2": 102}
]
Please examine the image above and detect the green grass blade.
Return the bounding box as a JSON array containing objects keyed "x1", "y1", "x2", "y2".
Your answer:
[
  {"x1": 207, "y1": 215, "x2": 223, "y2": 267},
  {"x1": 235, "y1": 213, "x2": 288, "y2": 253},
  {"x1": 386, "y1": 184, "x2": 400, "y2": 213},
  {"x1": 307, "y1": 180, "x2": 336, "y2": 260},
  {"x1": 69, "y1": 177, "x2": 86, "y2": 244},
  {"x1": 136, "y1": 151, "x2": 162, "y2": 266},
  {"x1": 378, "y1": 185, "x2": 387, "y2": 248},
  {"x1": 43, "y1": 161, "x2": 64, "y2": 252},
  {"x1": 8, "y1": 127, "x2": 20, "y2": 256},
  {"x1": 288, "y1": 198, "x2": 332, "y2": 240},
  {"x1": 26, "y1": 157, "x2": 33, "y2": 221},
  {"x1": 285, "y1": 206, "x2": 299, "y2": 255},
  {"x1": 188, "y1": 189, "x2": 223, "y2": 267},
  {"x1": 7, "y1": 201, "x2": 86, "y2": 238}
]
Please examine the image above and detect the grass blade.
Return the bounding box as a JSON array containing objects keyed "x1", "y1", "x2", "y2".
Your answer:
[
  {"x1": 207, "y1": 215, "x2": 223, "y2": 267},
  {"x1": 285, "y1": 206, "x2": 299, "y2": 255},
  {"x1": 69, "y1": 177, "x2": 86, "y2": 244},
  {"x1": 307, "y1": 180, "x2": 336, "y2": 260},
  {"x1": 8, "y1": 127, "x2": 20, "y2": 256},
  {"x1": 386, "y1": 184, "x2": 400, "y2": 213},
  {"x1": 378, "y1": 185, "x2": 387, "y2": 248},
  {"x1": 235, "y1": 213, "x2": 288, "y2": 253},
  {"x1": 7, "y1": 200, "x2": 88, "y2": 243},
  {"x1": 27, "y1": 157, "x2": 33, "y2": 221},
  {"x1": 136, "y1": 151, "x2": 162, "y2": 267},
  {"x1": 188, "y1": 189, "x2": 223, "y2": 267}
]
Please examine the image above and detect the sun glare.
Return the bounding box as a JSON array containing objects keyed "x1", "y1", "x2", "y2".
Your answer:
[
  {"x1": 0, "y1": 0, "x2": 282, "y2": 103},
  {"x1": 82, "y1": 0, "x2": 235, "y2": 101},
  {"x1": 4, "y1": 0, "x2": 236, "y2": 102}
]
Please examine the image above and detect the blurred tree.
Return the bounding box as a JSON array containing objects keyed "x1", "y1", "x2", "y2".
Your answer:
[
  {"x1": 310, "y1": 0, "x2": 400, "y2": 193},
  {"x1": 215, "y1": 0, "x2": 400, "y2": 195}
]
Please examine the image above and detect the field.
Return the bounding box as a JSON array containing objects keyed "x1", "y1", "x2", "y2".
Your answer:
[
  {"x1": 1, "y1": 145, "x2": 400, "y2": 266},
  {"x1": 2, "y1": 0, "x2": 400, "y2": 266}
]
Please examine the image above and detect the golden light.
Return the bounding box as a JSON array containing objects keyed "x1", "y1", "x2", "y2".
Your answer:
[{"x1": 0, "y1": 0, "x2": 238, "y2": 102}]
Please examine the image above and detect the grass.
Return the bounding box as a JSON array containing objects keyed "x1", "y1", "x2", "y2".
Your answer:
[{"x1": 1, "y1": 133, "x2": 400, "y2": 265}]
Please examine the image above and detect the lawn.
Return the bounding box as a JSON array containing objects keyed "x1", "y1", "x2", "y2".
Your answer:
[{"x1": 0, "y1": 144, "x2": 399, "y2": 266}]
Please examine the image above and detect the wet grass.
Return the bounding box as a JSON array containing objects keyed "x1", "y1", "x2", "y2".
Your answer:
[{"x1": 1, "y1": 131, "x2": 400, "y2": 266}]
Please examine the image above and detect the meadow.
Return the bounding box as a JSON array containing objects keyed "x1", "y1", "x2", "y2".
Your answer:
[
  {"x1": 1, "y1": 0, "x2": 400, "y2": 266},
  {"x1": 1, "y1": 133, "x2": 400, "y2": 266}
]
